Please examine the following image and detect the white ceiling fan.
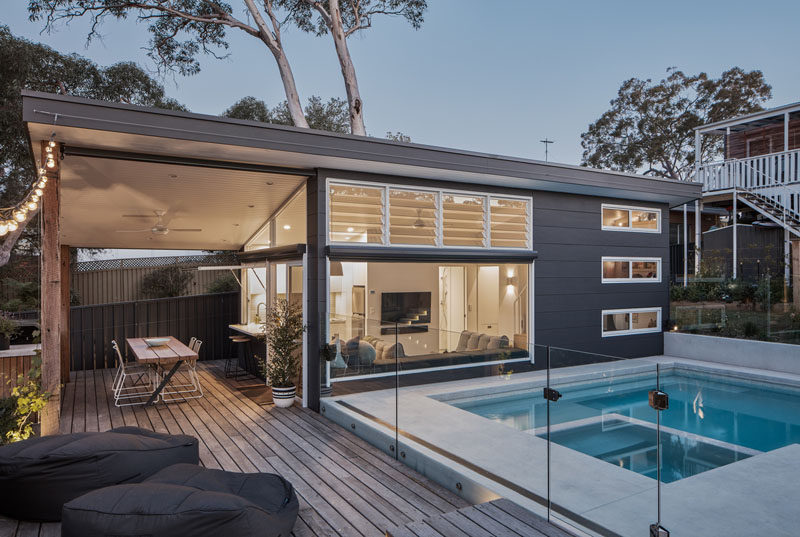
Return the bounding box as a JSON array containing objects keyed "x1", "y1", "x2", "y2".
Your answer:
[{"x1": 116, "y1": 210, "x2": 201, "y2": 236}]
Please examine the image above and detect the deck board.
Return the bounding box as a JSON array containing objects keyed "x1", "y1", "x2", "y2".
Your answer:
[{"x1": 3, "y1": 361, "x2": 569, "y2": 537}]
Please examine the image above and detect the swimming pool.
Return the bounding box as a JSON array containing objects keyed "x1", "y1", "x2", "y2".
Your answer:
[{"x1": 452, "y1": 369, "x2": 800, "y2": 482}]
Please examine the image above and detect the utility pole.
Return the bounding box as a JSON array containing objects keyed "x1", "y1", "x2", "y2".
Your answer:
[{"x1": 540, "y1": 138, "x2": 554, "y2": 162}]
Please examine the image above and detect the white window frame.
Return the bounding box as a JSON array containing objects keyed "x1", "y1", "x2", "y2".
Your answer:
[
  {"x1": 601, "y1": 257, "x2": 662, "y2": 283},
  {"x1": 326, "y1": 178, "x2": 532, "y2": 250},
  {"x1": 601, "y1": 307, "x2": 662, "y2": 337},
  {"x1": 601, "y1": 204, "x2": 661, "y2": 234}
]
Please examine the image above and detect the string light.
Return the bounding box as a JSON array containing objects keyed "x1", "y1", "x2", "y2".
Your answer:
[{"x1": 0, "y1": 134, "x2": 56, "y2": 237}]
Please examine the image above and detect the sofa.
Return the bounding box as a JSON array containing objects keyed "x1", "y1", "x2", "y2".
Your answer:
[
  {"x1": 333, "y1": 330, "x2": 527, "y2": 377},
  {"x1": 0, "y1": 427, "x2": 199, "y2": 522}
]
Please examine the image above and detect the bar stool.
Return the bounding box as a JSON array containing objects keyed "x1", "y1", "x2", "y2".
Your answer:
[{"x1": 226, "y1": 336, "x2": 251, "y2": 379}]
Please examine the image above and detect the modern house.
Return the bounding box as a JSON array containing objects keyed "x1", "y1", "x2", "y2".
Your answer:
[
  {"x1": 21, "y1": 90, "x2": 700, "y2": 431},
  {"x1": 689, "y1": 102, "x2": 800, "y2": 287}
]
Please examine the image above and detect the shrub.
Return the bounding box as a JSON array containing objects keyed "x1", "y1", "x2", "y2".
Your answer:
[
  {"x1": 3, "y1": 351, "x2": 50, "y2": 444},
  {"x1": 141, "y1": 266, "x2": 193, "y2": 298},
  {"x1": 206, "y1": 274, "x2": 238, "y2": 294}
]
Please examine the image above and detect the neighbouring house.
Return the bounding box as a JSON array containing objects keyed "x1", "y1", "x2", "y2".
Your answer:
[
  {"x1": 682, "y1": 102, "x2": 800, "y2": 285},
  {"x1": 21, "y1": 90, "x2": 699, "y2": 430}
]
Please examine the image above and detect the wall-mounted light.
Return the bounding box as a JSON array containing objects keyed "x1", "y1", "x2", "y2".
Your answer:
[{"x1": 283, "y1": 224, "x2": 291, "y2": 230}]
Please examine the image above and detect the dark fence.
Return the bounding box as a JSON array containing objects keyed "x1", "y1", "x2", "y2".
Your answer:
[{"x1": 69, "y1": 292, "x2": 240, "y2": 371}]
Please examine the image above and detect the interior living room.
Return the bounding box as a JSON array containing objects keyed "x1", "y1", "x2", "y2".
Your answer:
[{"x1": 328, "y1": 261, "x2": 531, "y2": 380}]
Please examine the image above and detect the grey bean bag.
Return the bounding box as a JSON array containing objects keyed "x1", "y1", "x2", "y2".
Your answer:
[
  {"x1": 0, "y1": 426, "x2": 198, "y2": 522},
  {"x1": 62, "y1": 463, "x2": 299, "y2": 537}
]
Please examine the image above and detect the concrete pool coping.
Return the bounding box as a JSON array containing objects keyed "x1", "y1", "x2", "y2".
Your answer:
[{"x1": 322, "y1": 356, "x2": 800, "y2": 536}]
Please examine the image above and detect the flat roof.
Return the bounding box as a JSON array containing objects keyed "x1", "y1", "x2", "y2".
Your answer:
[{"x1": 23, "y1": 91, "x2": 700, "y2": 207}]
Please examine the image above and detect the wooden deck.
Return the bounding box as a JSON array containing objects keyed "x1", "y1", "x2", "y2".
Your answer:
[{"x1": 1, "y1": 361, "x2": 571, "y2": 537}]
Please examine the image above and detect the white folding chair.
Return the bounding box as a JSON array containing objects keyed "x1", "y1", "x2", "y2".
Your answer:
[
  {"x1": 111, "y1": 340, "x2": 156, "y2": 407},
  {"x1": 161, "y1": 338, "x2": 204, "y2": 403}
]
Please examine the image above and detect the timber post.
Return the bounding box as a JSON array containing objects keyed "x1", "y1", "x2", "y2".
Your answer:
[{"x1": 40, "y1": 140, "x2": 62, "y2": 435}]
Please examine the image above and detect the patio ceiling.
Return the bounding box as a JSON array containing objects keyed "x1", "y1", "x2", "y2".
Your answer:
[{"x1": 26, "y1": 124, "x2": 307, "y2": 250}]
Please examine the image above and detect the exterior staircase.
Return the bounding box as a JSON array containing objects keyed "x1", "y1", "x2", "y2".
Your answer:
[{"x1": 737, "y1": 187, "x2": 800, "y2": 239}]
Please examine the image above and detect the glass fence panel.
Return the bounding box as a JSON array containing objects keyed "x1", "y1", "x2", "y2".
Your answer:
[
  {"x1": 395, "y1": 326, "x2": 546, "y2": 517},
  {"x1": 319, "y1": 316, "x2": 399, "y2": 459},
  {"x1": 670, "y1": 275, "x2": 800, "y2": 345},
  {"x1": 547, "y1": 346, "x2": 659, "y2": 537}
]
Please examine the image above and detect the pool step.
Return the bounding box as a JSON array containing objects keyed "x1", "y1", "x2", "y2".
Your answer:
[{"x1": 385, "y1": 498, "x2": 576, "y2": 537}]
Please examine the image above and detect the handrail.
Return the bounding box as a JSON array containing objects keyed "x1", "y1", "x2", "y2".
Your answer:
[{"x1": 696, "y1": 148, "x2": 800, "y2": 192}]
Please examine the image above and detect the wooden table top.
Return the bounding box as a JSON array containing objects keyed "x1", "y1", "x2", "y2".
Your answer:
[{"x1": 126, "y1": 337, "x2": 197, "y2": 365}]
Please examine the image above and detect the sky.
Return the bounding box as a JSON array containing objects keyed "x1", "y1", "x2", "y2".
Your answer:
[{"x1": 5, "y1": 0, "x2": 800, "y2": 260}]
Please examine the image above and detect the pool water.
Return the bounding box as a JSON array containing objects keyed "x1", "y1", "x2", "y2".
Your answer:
[{"x1": 452, "y1": 370, "x2": 800, "y2": 482}]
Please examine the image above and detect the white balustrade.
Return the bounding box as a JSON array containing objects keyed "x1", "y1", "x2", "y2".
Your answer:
[{"x1": 696, "y1": 148, "x2": 800, "y2": 193}]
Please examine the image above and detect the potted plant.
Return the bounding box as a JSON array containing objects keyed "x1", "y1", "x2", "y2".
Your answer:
[
  {"x1": 0, "y1": 313, "x2": 19, "y2": 351},
  {"x1": 262, "y1": 299, "x2": 304, "y2": 408}
]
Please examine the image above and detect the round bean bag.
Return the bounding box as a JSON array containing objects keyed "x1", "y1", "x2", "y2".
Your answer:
[
  {"x1": 0, "y1": 426, "x2": 199, "y2": 522},
  {"x1": 62, "y1": 463, "x2": 299, "y2": 537}
]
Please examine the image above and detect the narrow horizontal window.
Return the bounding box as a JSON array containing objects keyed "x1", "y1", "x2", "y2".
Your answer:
[
  {"x1": 602, "y1": 308, "x2": 662, "y2": 337},
  {"x1": 601, "y1": 257, "x2": 661, "y2": 283},
  {"x1": 601, "y1": 205, "x2": 661, "y2": 233}
]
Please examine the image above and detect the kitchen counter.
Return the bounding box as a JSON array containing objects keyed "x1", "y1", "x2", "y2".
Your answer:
[{"x1": 229, "y1": 324, "x2": 265, "y2": 338}]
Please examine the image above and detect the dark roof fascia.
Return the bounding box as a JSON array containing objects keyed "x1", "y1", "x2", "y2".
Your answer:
[
  {"x1": 22, "y1": 90, "x2": 701, "y2": 205},
  {"x1": 327, "y1": 245, "x2": 538, "y2": 263},
  {"x1": 237, "y1": 244, "x2": 306, "y2": 263}
]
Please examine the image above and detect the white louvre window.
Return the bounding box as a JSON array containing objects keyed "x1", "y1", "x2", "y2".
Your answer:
[
  {"x1": 327, "y1": 181, "x2": 531, "y2": 249},
  {"x1": 490, "y1": 197, "x2": 530, "y2": 248},
  {"x1": 389, "y1": 189, "x2": 437, "y2": 245},
  {"x1": 329, "y1": 184, "x2": 384, "y2": 244},
  {"x1": 601, "y1": 257, "x2": 661, "y2": 283},
  {"x1": 602, "y1": 308, "x2": 662, "y2": 337},
  {"x1": 601, "y1": 204, "x2": 661, "y2": 233},
  {"x1": 442, "y1": 194, "x2": 485, "y2": 247}
]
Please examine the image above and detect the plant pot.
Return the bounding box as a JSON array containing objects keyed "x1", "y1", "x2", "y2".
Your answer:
[
  {"x1": 271, "y1": 385, "x2": 296, "y2": 408},
  {"x1": 0, "y1": 334, "x2": 9, "y2": 351}
]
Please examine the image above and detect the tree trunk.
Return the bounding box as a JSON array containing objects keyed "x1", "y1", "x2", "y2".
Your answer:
[
  {"x1": 327, "y1": 0, "x2": 366, "y2": 136},
  {"x1": 0, "y1": 208, "x2": 39, "y2": 267},
  {"x1": 242, "y1": 0, "x2": 309, "y2": 128},
  {"x1": 271, "y1": 47, "x2": 309, "y2": 128}
]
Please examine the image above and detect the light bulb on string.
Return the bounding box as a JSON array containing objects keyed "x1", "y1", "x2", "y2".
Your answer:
[
  {"x1": 48, "y1": 140, "x2": 56, "y2": 148},
  {"x1": 7, "y1": 220, "x2": 18, "y2": 232},
  {"x1": 45, "y1": 146, "x2": 52, "y2": 154},
  {"x1": 38, "y1": 181, "x2": 46, "y2": 188},
  {"x1": 35, "y1": 189, "x2": 43, "y2": 196},
  {"x1": 39, "y1": 168, "x2": 46, "y2": 175},
  {"x1": 31, "y1": 194, "x2": 39, "y2": 202},
  {"x1": 46, "y1": 159, "x2": 55, "y2": 169},
  {"x1": 13, "y1": 210, "x2": 26, "y2": 222},
  {"x1": 0, "y1": 222, "x2": 8, "y2": 236},
  {"x1": 26, "y1": 201, "x2": 38, "y2": 211}
]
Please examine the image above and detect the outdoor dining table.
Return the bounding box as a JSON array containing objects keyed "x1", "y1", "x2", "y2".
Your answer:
[{"x1": 126, "y1": 337, "x2": 198, "y2": 406}]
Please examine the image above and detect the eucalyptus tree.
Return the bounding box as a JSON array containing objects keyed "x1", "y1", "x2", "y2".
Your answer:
[
  {"x1": 29, "y1": 0, "x2": 310, "y2": 127},
  {"x1": 581, "y1": 67, "x2": 772, "y2": 180},
  {"x1": 29, "y1": 0, "x2": 428, "y2": 135}
]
